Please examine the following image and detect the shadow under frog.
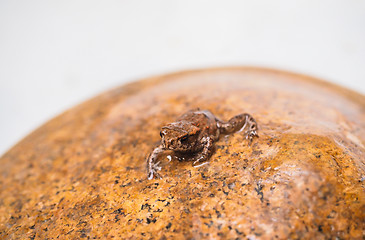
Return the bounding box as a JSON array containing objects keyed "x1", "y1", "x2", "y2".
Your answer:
[{"x1": 147, "y1": 109, "x2": 259, "y2": 179}]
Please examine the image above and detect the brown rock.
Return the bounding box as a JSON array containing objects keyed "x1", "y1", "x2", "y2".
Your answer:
[{"x1": 0, "y1": 67, "x2": 364, "y2": 239}]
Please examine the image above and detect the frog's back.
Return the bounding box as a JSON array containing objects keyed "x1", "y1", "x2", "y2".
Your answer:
[
  {"x1": 189, "y1": 110, "x2": 220, "y2": 140},
  {"x1": 178, "y1": 110, "x2": 215, "y2": 127}
]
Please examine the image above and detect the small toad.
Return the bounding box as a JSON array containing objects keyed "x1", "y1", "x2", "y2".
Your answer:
[{"x1": 147, "y1": 109, "x2": 259, "y2": 179}]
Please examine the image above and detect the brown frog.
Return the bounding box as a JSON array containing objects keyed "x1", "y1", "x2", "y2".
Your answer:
[{"x1": 147, "y1": 109, "x2": 259, "y2": 179}]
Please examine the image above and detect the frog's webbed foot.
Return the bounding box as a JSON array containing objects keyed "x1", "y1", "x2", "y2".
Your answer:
[
  {"x1": 192, "y1": 137, "x2": 214, "y2": 167},
  {"x1": 245, "y1": 129, "x2": 259, "y2": 146},
  {"x1": 146, "y1": 145, "x2": 164, "y2": 180},
  {"x1": 147, "y1": 161, "x2": 162, "y2": 180}
]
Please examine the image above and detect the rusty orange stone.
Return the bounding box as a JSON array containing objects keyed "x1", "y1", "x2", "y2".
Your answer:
[{"x1": 0, "y1": 67, "x2": 364, "y2": 239}]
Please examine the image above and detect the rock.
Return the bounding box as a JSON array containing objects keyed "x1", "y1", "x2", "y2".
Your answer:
[{"x1": 0, "y1": 67, "x2": 364, "y2": 239}]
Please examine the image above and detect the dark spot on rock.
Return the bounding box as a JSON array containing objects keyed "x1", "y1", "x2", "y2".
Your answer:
[
  {"x1": 204, "y1": 221, "x2": 213, "y2": 228},
  {"x1": 120, "y1": 182, "x2": 131, "y2": 188},
  {"x1": 113, "y1": 208, "x2": 125, "y2": 216},
  {"x1": 201, "y1": 172, "x2": 208, "y2": 180},
  {"x1": 209, "y1": 193, "x2": 215, "y2": 197},
  {"x1": 255, "y1": 183, "x2": 264, "y2": 202},
  {"x1": 235, "y1": 228, "x2": 244, "y2": 235},
  {"x1": 166, "y1": 222, "x2": 172, "y2": 230},
  {"x1": 215, "y1": 209, "x2": 222, "y2": 218},
  {"x1": 209, "y1": 181, "x2": 219, "y2": 187},
  {"x1": 79, "y1": 230, "x2": 87, "y2": 238},
  {"x1": 201, "y1": 214, "x2": 212, "y2": 219},
  {"x1": 254, "y1": 232, "x2": 262, "y2": 236},
  {"x1": 318, "y1": 225, "x2": 323, "y2": 232},
  {"x1": 141, "y1": 203, "x2": 151, "y2": 210},
  {"x1": 294, "y1": 141, "x2": 299, "y2": 145},
  {"x1": 146, "y1": 217, "x2": 156, "y2": 224}
]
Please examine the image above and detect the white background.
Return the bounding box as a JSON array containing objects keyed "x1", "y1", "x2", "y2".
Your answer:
[{"x1": 1, "y1": 0, "x2": 364, "y2": 155}]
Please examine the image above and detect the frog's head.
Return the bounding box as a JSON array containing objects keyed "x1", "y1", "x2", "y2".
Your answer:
[{"x1": 160, "y1": 122, "x2": 201, "y2": 152}]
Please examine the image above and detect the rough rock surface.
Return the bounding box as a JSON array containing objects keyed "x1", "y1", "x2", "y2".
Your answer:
[{"x1": 0, "y1": 67, "x2": 364, "y2": 239}]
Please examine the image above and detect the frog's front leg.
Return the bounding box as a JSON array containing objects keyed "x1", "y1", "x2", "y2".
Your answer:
[
  {"x1": 192, "y1": 137, "x2": 214, "y2": 167},
  {"x1": 147, "y1": 144, "x2": 164, "y2": 180},
  {"x1": 217, "y1": 113, "x2": 259, "y2": 144}
]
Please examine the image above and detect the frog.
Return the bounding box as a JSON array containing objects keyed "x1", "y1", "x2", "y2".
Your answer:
[{"x1": 147, "y1": 109, "x2": 259, "y2": 179}]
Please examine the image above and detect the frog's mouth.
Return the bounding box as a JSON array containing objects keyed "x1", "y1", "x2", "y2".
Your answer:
[
  {"x1": 160, "y1": 127, "x2": 181, "y2": 150},
  {"x1": 160, "y1": 133, "x2": 173, "y2": 150},
  {"x1": 161, "y1": 135, "x2": 185, "y2": 151},
  {"x1": 162, "y1": 139, "x2": 167, "y2": 150},
  {"x1": 162, "y1": 137, "x2": 177, "y2": 151},
  {"x1": 164, "y1": 138, "x2": 195, "y2": 152}
]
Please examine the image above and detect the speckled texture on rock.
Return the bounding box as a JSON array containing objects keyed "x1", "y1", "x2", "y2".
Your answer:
[{"x1": 0, "y1": 67, "x2": 364, "y2": 239}]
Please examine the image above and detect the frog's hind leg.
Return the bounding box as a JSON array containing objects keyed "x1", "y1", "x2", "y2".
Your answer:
[{"x1": 217, "y1": 113, "x2": 259, "y2": 145}]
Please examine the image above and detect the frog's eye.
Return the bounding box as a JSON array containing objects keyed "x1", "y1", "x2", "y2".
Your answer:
[{"x1": 180, "y1": 135, "x2": 189, "y2": 143}]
